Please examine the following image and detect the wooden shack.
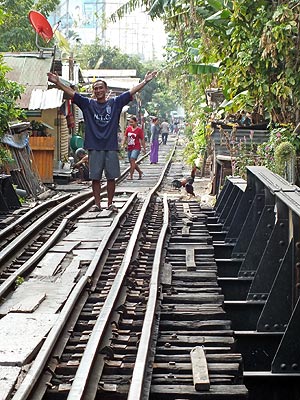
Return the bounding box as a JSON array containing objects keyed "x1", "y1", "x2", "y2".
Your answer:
[{"x1": 210, "y1": 122, "x2": 269, "y2": 195}]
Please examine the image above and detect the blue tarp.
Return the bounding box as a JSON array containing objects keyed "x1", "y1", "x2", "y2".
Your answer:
[{"x1": 2, "y1": 132, "x2": 29, "y2": 149}]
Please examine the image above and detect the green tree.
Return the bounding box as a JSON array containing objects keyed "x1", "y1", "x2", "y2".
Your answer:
[
  {"x1": 110, "y1": 0, "x2": 300, "y2": 171},
  {"x1": 0, "y1": 55, "x2": 25, "y2": 136},
  {"x1": 0, "y1": 0, "x2": 60, "y2": 51},
  {"x1": 0, "y1": 54, "x2": 25, "y2": 168}
]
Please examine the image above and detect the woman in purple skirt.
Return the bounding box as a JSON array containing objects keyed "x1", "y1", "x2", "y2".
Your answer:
[{"x1": 150, "y1": 117, "x2": 160, "y2": 164}]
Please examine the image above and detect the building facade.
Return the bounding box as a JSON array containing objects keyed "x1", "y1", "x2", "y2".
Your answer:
[{"x1": 50, "y1": 0, "x2": 166, "y2": 61}]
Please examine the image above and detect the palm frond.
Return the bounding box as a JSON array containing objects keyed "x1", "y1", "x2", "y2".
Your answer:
[
  {"x1": 188, "y1": 62, "x2": 220, "y2": 74},
  {"x1": 109, "y1": 0, "x2": 151, "y2": 21}
]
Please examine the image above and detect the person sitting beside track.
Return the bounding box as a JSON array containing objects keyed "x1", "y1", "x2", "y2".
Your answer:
[{"x1": 73, "y1": 148, "x2": 89, "y2": 182}]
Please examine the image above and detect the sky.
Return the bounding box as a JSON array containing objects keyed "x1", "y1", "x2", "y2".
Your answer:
[{"x1": 50, "y1": 0, "x2": 167, "y2": 61}]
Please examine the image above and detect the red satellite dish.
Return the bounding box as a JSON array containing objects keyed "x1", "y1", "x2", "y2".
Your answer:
[{"x1": 28, "y1": 10, "x2": 54, "y2": 42}]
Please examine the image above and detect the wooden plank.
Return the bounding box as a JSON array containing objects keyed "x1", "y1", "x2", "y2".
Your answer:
[
  {"x1": 159, "y1": 311, "x2": 227, "y2": 321},
  {"x1": 161, "y1": 263, "x2": 172, "y2": 286},
  {"x1": 182, "y1": 217, "x2": 193, "y2": 226},
  {"x1": 61, "y1": 258, "x2": 81, "y2": 283},
  {"x1": 9, "y1": 292, "x2": 46, "y2": 313},
  {"x1": 157, "y1": 336, "x2": 234, "y2": 346},
  {"x1": 151, "y1": 384, "x2": 248, "y2": 397},
  {"x1": 172, "y1": 281, "x2": 219, "y2": 288},
  {"x1": 182, "y1": 226, "x2": 190, "y2": 236},
  {"x1": 171, "y1": 287, "x2": 222, "y2": 293},
  {"x1": 158, "y1": 330, "x2": 233, "y2": 337},
  {"x1": 151, "y1": 374, "x2": 235, "y2": 384},
  {"x1": 171, "y1": 271, "x2": 217, "y2": 280},
  {"x1": 72, "y1": 249, "x2": 96, "y2": 261},
  {"x1": 162, "y1": 293, "x2": 224, "y2": 304},
  {"x1": 161, "y1": 304, "x2": 223, "y2": 310},
  {"x1": 161, "y1": 318, "x2": 230, "y2": 329},
  {"x1": 76, "y1": 241, "x2": 100, "y2": 249},
  {"x1": 168, "y1": 243, "x2": 213, "y2": 249},
  {"x1": 65, "y1": 226, "x2": 106, "y2": 241},
  {"x1": 51, "y1": 241, "x2": 80, "y2": 252},
  {"x1": 0, "y1": 365, "x2": 21, "y2": 400},
  {"x1": 186, "y1": 248, "x2": 196, "y2": 270},
  {"x1": 33, "y1": 252, "x2": 66, "y2": 276},
  {"x1": 76, "y1": 219, "x2": 112, "y2": 226},
  {"x1": 0, "y1": 313, "x2": 57, "y2": 366},
  {"x1": 0, "y1": 280, "x2": 74, "y2": 315},
  {"x1": 155, "y1": 353, "x2": 243, "y2": 363},
  {"x1": 190, "y1": 346, "x2": 210, "y2": 391}
]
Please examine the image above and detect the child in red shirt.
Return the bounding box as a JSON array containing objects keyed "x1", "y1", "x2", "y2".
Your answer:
[{"x1": 122, "y1": 116, "x2": 146, "y2": 179}]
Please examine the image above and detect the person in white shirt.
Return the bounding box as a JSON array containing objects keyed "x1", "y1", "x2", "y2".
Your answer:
[{"x1": 160, "y1": 119, "x2": 170, "y2": 144}]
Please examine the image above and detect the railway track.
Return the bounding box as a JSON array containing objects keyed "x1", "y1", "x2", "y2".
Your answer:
[{"x1": 0, "y1": 137, "x2": 247, "y2": 400}]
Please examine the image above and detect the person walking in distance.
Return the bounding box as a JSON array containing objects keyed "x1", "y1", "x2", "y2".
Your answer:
[
  {"x1": 122, "y1": 116, "x2": 146, "y2": 180},
  {"x1": 150, "y1": 117, "x2": 160, "y2": 164},
  {"x1": 47, "y1": 70, "x2": 157, "y2": 212},
  {"x1": 160, "y1": 119, "x2": 170, "y2": 144}
]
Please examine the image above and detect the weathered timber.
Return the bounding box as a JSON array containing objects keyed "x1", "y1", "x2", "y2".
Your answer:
[{"x1": 190, "y1": 346, "x2": 210, "y2": 391}]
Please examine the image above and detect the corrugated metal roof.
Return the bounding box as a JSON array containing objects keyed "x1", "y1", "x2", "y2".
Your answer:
[
  {"x1": 82, "y1": 69, "x2": 137, "y2": 77},
  {"x1": 3, "y1": 53, "x2": 64, "y2": 110},
  {"x1": 83, "y1": 77, "x2": 140, "y2": 90},
  {"x1": 81, "y1": 69, "x2": 140, "y2": 90},
  {"x1": 29, "y1": 88, "x2": 63, "y2": 110}
]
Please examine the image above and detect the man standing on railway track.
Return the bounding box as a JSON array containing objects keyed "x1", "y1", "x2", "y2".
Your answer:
[{"x1": 47, "y1": 70, "x2": 157, "y2": 212}]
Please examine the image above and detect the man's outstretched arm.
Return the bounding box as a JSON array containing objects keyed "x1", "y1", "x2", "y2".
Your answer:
[
  {"x1": 130, "y1": 71, "x2": 158, "y2": 96},
  {"x1": 47, "y1": 72, "x2": 76, "y2": 98}
]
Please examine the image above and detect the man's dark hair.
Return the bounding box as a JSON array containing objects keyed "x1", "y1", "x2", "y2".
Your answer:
[{"x1": 92, "y1": 79, "x2": 108, "y2": 89}]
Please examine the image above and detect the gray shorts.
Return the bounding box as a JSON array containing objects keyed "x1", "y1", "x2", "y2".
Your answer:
[{"x1": 88, "y1": 150, "x2": 120, "y2": 180}]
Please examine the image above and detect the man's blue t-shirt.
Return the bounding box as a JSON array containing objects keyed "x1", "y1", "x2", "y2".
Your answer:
[{"x1": 73, "y1": 91, "x2": 131, "y2": 151}]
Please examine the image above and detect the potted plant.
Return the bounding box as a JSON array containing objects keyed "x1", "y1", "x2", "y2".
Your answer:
[{"x1": 30, "y1": 120, "x2": 47, "y2": 137}]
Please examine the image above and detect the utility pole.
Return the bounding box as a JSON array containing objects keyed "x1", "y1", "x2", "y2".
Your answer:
[{"x1": 66, "y1": 0, "x2": 69, "y2": 38}]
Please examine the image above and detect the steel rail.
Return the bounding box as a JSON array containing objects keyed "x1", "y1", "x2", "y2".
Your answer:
[
  {"x1": 0, "y1": 150, "x2": 142, "y2": 262},
  {"x1": 0, "y1": 188, "x2": 137, "y2": 305},
  {"x1": 0, "y1": 158, "x2": 130, "y2": 248},
  {"x1": 0, "y1": 195, "x2": 93, "y2": 299},
  {"x1": 12, "y1": 191, "x2": 138, "y2": 400},
  {"x1": 0, "y1": 155, "x2": 142, "y2": 296},
  {"x1": 67, "y1": 145, "x2": 176, "y2": 400},
  {"x1": 11, "y1": 142, "x2": 176, "y2": 400},
  {"x1": 0, "y1": 193, "x2": 71, "y2": 241},
  {"x1": 66, "y1": 191, "x2": 154, "y2": 399},
  {"x1": 127, "y1": 193, "x2": 169, "y2": 400},
  {"x1": 0, "y1": 146, "x2": 142, "y2": 244},
  {"x1": 0, "y1": 190, "x2": 92, "y2": 264}
]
